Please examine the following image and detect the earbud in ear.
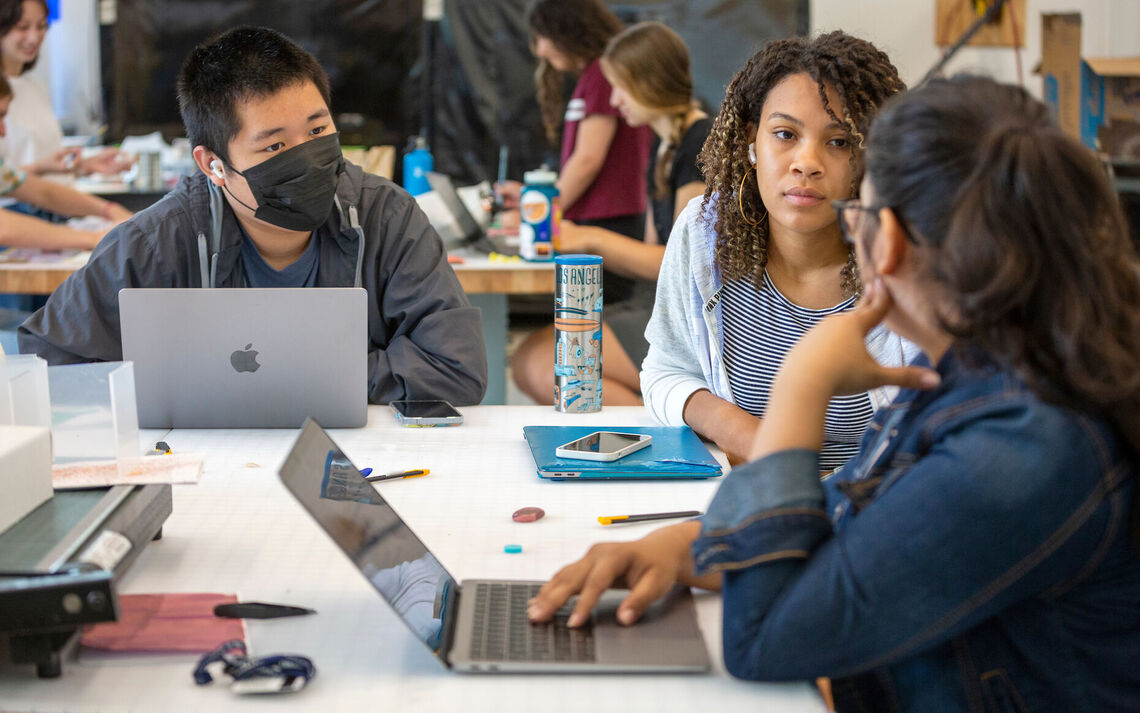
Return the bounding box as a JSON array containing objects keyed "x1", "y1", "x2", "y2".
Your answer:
[
  {"x1": 748, "y1": 142, "x2": 757, "y2": 166},
  {"x1": 210, "y1": 159, "x2": 224, "y2": 180}
]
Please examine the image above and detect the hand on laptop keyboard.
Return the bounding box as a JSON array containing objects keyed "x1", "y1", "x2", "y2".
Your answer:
[{"x1": 527, "y1": 520, "x2": 717, "y2": 628}]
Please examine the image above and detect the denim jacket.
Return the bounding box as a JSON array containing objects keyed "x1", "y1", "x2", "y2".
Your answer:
[{"x1": 692, "y1": 349, "x2": 1140, "y2": 712}]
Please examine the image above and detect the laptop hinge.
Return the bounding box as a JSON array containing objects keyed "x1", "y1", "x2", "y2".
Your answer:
[{"x1": 438, "y1": 580, "x2": 461, "y2": 668}]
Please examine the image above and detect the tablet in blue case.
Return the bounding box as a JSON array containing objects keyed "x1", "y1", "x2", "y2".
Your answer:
[{"x1": 523, "y1": 425, "x2": 723, "y2": 480}]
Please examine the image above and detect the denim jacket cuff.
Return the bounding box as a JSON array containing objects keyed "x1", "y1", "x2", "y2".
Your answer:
[{"x1": 692, "y1": 449, "x2": 830, "y2": 574}]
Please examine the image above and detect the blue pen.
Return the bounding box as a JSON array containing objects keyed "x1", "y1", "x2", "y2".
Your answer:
[{"x1": 360, "y1": 468, "x2": 373, "y2": 477}]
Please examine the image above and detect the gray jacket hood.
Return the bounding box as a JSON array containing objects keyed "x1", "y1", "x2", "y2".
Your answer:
[{"x1": 19, "y1": 163, "x2": 488, "y2": 405}]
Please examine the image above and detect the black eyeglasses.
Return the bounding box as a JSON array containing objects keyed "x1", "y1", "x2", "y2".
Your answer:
[{"x1": 832, "y1": 199, "x2": 918, "y2": 245}]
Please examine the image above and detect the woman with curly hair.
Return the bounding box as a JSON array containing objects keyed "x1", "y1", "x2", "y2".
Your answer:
[
  {"x1": 532, "y1": 74, "x2": 1140, "y2": 712},
  {"x1": 511, "y1": 21, "x2": 710, "y2": 405},
  {"x1": 640, "y1": 31, "x2": 916, "y2": 467}
]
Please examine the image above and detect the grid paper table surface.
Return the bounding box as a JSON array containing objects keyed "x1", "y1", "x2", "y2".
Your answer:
[{"x1": 0, "y1": 406, "x2": 825, "y2": 713}]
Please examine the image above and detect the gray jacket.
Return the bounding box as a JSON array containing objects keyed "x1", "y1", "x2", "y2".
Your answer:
[{"x1": 18, "y1": 164, "x2": 488, "y2": 405}]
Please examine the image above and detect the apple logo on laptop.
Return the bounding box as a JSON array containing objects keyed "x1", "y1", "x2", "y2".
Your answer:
[{"x1": 230, "y1": 343, "x2": 261, "y2": 373}]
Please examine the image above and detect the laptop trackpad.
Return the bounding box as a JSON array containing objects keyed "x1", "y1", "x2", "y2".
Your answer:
[{"x1": 591, "y1": 587, "x2": 709, "y2": 669}]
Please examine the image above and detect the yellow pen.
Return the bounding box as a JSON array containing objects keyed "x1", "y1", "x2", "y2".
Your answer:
[
  {"x1": 364, "y1": 469, "x2": 430, "y2": 483},
  {"x1": 597, "y1": 510, "x2": 701, "y2": 525}
]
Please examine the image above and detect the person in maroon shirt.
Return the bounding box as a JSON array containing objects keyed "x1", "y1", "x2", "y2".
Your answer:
[
  {"x1": 502, "y1": 0, "x2": 651, "y2": 406},
  {"x1": 511, "y1": 21, "x2": 708, "y2": 406}
]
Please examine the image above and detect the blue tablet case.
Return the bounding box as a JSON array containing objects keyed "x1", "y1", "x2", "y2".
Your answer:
[{"x1": 522, "y1": 426, "x2": 723, "y2": 480}]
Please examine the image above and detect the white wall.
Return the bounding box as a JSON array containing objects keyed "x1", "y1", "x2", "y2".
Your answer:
[{"x1": 810, "y1": 0, "x2": 1140, "y2": 94}]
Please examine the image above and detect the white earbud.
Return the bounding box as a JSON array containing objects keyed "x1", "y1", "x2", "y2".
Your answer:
[
  {"x1": 747, "y1": 142, "x2": 757, "y2": 166},
  {"x1": 210, "y1": 159, "x2": 225, "y2": 180}
]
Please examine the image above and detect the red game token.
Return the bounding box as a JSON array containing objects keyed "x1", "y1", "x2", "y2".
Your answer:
[{"x1": 512, "y1": 507, "x2": 545, "y2": 523}]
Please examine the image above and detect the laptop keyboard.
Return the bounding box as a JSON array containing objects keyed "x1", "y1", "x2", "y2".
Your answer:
[{"x1": 467, "y1": 583, "x2": 596, "y2": 663}]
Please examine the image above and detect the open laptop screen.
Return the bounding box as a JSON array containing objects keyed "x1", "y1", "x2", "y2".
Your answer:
[
  {"x1": 426, "y1": 172, "x2": 482, "y2": 242},
  {"x1": 279, "y1": 420, "x2": 457, "y2": 655}
]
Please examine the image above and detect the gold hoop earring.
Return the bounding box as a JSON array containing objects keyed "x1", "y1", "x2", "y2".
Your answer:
[{"x1": 738, "y1": 168, "x2": 767, "y2": 227}]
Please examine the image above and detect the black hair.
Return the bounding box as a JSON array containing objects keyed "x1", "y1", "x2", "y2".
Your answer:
[
  {"x1": 0, "y1": 0, "x2": 49, "y2": 74},
  {"x1": 176, "y1": 26, "x2": 331, "y2": 163},
  {"x1": 867, "y1": 75, "x2": 1140, "y2": 541}
]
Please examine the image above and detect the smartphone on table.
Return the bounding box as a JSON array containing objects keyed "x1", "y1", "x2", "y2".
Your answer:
[
  {"x1": 390, "y1": 400, "x2": 464, "y2": 427},
  {"x1": 555, "y1": 431, "x2": 653, "y2": 461}
]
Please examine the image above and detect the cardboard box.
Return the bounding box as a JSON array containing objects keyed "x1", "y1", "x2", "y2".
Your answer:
[
  {"x1": 0, "y1": 425, "x2": 53, "y2": 536},
  {"x1": 1040, "y1": 13, "x2": 1140, "y2": 154},
  {"x1": 935, "y1": 0, "x2": 1027, "y2": 48}
]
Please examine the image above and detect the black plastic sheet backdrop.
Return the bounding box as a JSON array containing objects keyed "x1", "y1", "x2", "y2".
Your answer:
[{"x1": 104, "y1": 0, "x2": 806, "y2": 185}]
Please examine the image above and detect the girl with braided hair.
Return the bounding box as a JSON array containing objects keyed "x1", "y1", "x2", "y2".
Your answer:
[
  {"x1": 640, "y1": 31, "x2": 916, "y2": 467},
  {"x1": 499, "y1": 0, "x2": 650, "y2": 310},
  {"x1": 532, "y1": 74, "x2": 1140, "y2": 712},
  {"x1": 512, "y1": 21, "x2": 711, "y2": 405}
]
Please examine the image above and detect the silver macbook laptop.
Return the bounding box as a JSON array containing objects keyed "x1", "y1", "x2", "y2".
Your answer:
[
  {"x1": 424, "y1": 172, "x2": 510, "y2": 255},
  {"x1": 120, "y1": 288, "x2": 368, "y2": 429},
  {"x1": 278, "y1": 420, "x2": 711, "y2": 673}
]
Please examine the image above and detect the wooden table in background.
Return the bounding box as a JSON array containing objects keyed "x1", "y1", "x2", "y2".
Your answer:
[
  {"x1": 0, "y1": 263, "x2": 81, "y2": 295},
  {"x1": 0, "y1": 250, "x2": 555, "y2": 405},
  {"x1": 0, "y1": 255, "x2": 553, "y2": 296}
]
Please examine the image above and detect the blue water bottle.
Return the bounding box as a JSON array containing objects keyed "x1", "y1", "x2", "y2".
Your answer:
[{"x1": 402, "y1": 136, "x2": 434, "y2": 196}]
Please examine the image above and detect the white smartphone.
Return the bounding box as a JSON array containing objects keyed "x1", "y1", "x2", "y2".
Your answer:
[
  {"x1": 555, "y1": 431, "x2": 653, "y2": 462},
  {"x1": 390, "y1": 400, "x2": 463, "y2": 427}
]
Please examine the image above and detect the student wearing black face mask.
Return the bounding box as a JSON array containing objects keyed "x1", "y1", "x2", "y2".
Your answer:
[{"x1": 18, "y1": 26, "x2": 488, "y2": 406}]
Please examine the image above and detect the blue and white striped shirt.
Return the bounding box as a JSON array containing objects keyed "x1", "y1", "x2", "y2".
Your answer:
[{"x1": 721, "y1": 271, "x2": 873, "y2": 473}]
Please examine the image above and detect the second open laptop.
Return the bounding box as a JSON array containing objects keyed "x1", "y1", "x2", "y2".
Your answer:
[
  {"x1": 278, "y1": 420, "x2": 711, "y2": 673},
  {"x1": 120, "y1": 288, "x2": 368, "y2": 429},
  {"x1": 424, "y1": 172, "x2": 511, "y2": 255}
]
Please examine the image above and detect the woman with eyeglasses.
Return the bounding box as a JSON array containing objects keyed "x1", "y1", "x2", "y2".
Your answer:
[
  {"x1": 639, "y1": 32, "x2": 916, "y2": 467},
  {"x1": 530, "y1": 75, "x2": 1140, "y2": 712}
]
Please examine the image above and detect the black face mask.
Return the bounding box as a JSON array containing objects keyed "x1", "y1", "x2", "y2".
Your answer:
[{"x1": 224, "y1": 133, "x2": 344, "y2": 232}]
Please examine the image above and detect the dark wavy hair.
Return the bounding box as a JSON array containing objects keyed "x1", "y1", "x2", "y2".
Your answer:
[
  {"x1": 526, "y1": 0, "x2": 623, "y2": 145},
  {"x1": 698, "y1": 31, "x2": 903, "y2": 295},
  {"x1": 867, "y1": 75, "x2": 1140, "y2": 539},
  {"x1": 0, "y1": 0, "x2": 49, "y2": 74}
]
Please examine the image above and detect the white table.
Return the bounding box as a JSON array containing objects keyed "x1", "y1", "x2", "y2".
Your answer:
[{"x1": 0, "y1": 407, "x2": 826, "y2": 713}]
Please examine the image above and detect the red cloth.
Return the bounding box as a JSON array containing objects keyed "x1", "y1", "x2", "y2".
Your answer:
[
  {"x1": 559, "y1": 60, "x2": 650, "y2": 222},
  {"x1": 81, "y1": 593, "x2": 245, "y2": 653}
]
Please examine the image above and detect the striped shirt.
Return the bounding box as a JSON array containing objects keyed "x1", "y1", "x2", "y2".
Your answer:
[{"x1": 721, "y1": 271, "x2": 873, "y2": 473}]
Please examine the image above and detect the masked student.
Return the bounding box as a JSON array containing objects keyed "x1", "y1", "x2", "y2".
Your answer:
[
  {"x1": 18, "y1": 26, "x2": 488, "y2": 405},
  {"x1": 530, "y1": 75, "x2": 1140, "y2": 712}
]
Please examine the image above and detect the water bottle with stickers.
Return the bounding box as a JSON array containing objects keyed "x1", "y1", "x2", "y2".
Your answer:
[{"x1": 554, "y1": 254, "x2": 603, "y2": 412}]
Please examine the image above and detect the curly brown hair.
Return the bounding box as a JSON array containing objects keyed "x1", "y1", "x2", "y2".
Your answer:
[
  {"x1": 526, "y1": 0, "x2": 623, "y2": 146},
  {"x1": 698, "y1": 31, "x2": 904, "y2": 295}
]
